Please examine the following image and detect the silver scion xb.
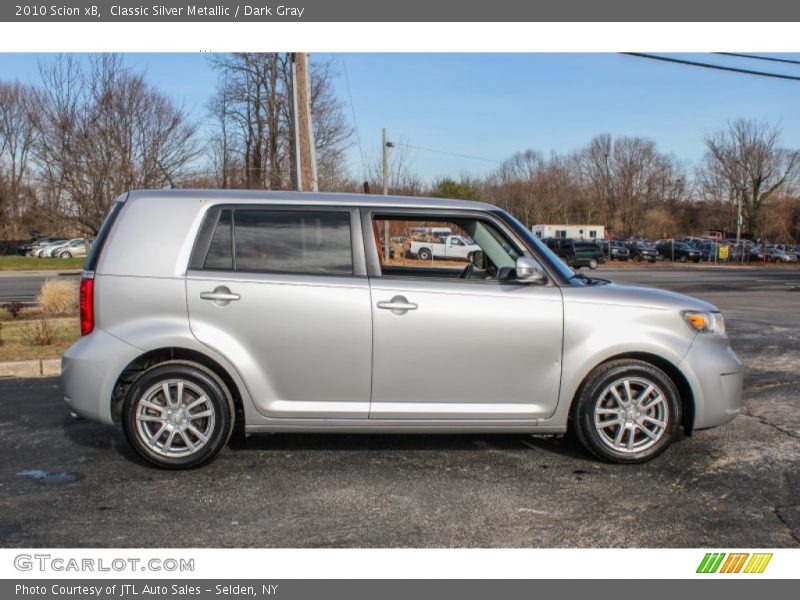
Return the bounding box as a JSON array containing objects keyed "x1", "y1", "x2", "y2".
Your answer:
[{"x1": 62, "y1": 190, "x2": 743, "y2": 468}]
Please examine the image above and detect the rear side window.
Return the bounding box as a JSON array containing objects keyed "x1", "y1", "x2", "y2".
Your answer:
[
  {"x1": 200, "y1": 208, "x2": 353, "y2": 275},
  {"x1": 204, "y1": 210, "x2": 233, "y2": 270},
  {"x1": 85, "y1": 200, "x2": 124, "y2": 271}
]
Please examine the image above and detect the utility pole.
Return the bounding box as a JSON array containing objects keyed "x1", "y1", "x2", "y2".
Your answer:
[
  {"x1": 382, "y1": 128, "x2": 390, "y2": 195},
  {"x1": 381, "y1": 128, "x2": 394, "y2": 259},
  {"x1": 291, "y1": 52, "x2": 318, "y2": 192}
]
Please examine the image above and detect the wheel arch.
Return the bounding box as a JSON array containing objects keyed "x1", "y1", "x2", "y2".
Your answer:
[
  {"x1": 570, "y1": 351, "x2": 695, "y2": 435},
  {"x1": 110, "y1": 347, "x2": 245, "y2": 428}
]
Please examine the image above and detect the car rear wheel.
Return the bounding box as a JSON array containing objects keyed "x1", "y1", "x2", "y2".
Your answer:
[
  {"x1": 122, "y1": 362, "x2": 234, "y2": 469},
  {"x1": 588, "y1": 258, "x2": 598, "y2": 270},
  {"x1": 417, "y1": 248, "x2": 432, "y2": 261},
  {"x1": 571, "y1": 359, "x2": 681, "y2": 463},
  {"x1": 60, "y1": 251, "x2": 72, "y2": 259}
]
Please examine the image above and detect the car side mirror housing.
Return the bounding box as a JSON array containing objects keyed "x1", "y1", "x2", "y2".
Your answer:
[{"x1": 516, "y1": 256, "x2": 547, "y2": 284}]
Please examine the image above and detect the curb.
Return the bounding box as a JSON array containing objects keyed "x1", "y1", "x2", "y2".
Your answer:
[{"x1": 0, "y1": 358, "x2": 61, "y2": 378}]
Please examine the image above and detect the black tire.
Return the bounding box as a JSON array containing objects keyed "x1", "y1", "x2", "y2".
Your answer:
[
  {"x1": 570, "y1": 359, "x2": 682, "y2": 464},
  {"x1": 588, "y1": 258, "x2": 598, "y2": 270},
  {"x1": 632, "y1": 254, "x2": 642, "y2": 263},
  {"x1": 122, "y1": 361, "x2": 235, "y2": 469},
  {"x1": 679, "y1": 255, "x2": 687, "y2": 263},
  {"x1": 60, "y1": 251, "x2": 72, "y2": 259},
  {"x1": 418, "y1": 248, "x2": 432, "y2": 261}
]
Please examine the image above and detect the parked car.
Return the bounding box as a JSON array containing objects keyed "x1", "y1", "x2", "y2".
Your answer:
[
  {"x1": 599, "y1": 239, "x2": 630, "y2": 261},
  {"x1": 765, "y1": 247, "x2": 798, "y2": 263},
  {"x1": 655, "y1": 240, "x2": 702, "y2": 263},
  {"x1": 33, "y1": 239, "x2": 68, "y2": 257},
  {"x1": 19, "y1": 237, "x2": 60, "y2": 256},
  {"x1": 62, "y1": 190, "x2": 742, "y2": 468},
  {"x1": 544, "y1": 238, "x2": 605, "y2": 269},
  {"x1": 625, "y1": 240, "x2": 659, "y2": 263},
  {"x1": 775, "y1": 244, "x2": 800, "y2": 260},
  {"x1": 409, "y1": 234, "x2": 482, "y2": 261},
  {"x1": 16, "y1": 237, "x2": 49, "y2": 256},
  {"x1": 55, "y1": 238, "x2": 88, "y2": 259},
  {"x1": 749, "y1": 245, "x2": 767, "y2": 261}
]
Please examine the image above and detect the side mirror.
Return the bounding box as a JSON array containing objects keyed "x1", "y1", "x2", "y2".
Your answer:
[{"x1": 516, "y1": 256, "x2": 546, "y2": 284}]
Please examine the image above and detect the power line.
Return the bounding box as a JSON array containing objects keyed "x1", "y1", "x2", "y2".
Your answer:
[
  {"x1": 339, "y1": 53, "x2": 368, "y2": 180},
  {"x1": 399, "y1": 143, "x2": 502, "y2": 164},
  {"x1": 715, "y1": 52, "x2": 800, "y2": 67},
  {"x1": 621, "y1": 53, "x2": 800, "y2": 82}
]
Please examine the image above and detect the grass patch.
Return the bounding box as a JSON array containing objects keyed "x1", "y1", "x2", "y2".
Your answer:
[
  {"x1": 0, "y1": 316, "x2": 79, "y2": 362},
  {"x1": 0, "y1": 256, "x2": 85, "y2": 271}
]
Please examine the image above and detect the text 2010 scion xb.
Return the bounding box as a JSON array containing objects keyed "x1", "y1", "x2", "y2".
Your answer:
[{"x1": 62, "y1": 190, "x2": 742, "y2": 468}]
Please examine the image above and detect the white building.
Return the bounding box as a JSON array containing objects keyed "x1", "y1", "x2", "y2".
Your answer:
[{"x1": 532, "y1": 224, "x2": 605, "y2": 240}]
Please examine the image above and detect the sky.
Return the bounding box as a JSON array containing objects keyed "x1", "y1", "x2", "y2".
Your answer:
[{"x1": 2, "y1": 52, "x2": 799, "y2": 182}]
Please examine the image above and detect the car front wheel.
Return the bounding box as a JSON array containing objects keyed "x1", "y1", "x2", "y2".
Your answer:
[
  {"x1": 571, "y1": 359, "x2": 681, "y2": 463},
  {"x1": 122, "y1": 362, "x2": 234, "y2": 469}
]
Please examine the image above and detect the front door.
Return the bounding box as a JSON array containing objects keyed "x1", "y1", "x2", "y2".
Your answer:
[{"x1": 367, "y1": 212, "x2": 564, "y2": 420}]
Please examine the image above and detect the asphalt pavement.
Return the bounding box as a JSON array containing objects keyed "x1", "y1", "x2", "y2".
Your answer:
[
  {"x1": 0, "y1": 266, "x2": 798, "y2": 547},
  {"x1": 0, "y1": 271, "x2": 80, "y2": 304}
]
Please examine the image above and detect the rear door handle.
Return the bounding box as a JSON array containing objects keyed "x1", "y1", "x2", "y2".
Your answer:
[
  {"x1": 200, "y1": 286, "x2": 240, "y2": 306},
  {"x1": 377, "y1": 295, "x2": 418, "y2": 315}
]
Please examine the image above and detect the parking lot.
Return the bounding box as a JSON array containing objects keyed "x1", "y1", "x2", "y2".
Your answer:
[{"x1": 0, "y1": 266, "x2": 798, "y2": 548}]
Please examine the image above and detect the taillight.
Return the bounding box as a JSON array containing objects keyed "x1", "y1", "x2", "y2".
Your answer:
[{"x1": 79, "y1": 275, "x2": 94, "y2": 336}]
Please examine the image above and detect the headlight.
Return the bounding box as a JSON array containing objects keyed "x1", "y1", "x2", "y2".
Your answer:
[{"x1": 683, "y1": 310, "x2": 726, "y2": 335}]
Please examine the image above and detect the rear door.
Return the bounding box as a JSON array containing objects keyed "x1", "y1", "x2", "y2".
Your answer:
[{"x1": 186, "y1": 205, "x2": 372, "y2": 419}]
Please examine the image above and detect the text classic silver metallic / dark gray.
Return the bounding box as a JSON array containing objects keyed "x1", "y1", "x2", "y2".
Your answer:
[{"x1": 62, "y1": 190, "x2": 742, "y2": 468}]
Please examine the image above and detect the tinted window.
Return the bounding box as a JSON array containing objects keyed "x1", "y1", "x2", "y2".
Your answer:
[
  {"x1": 85, "y1": 200, "x2": 124, "y2": 271},
  {"x1": 204, "y1": 210, "x2": 233, "y2": 270},
  {"x1": 234, "y1": 210, "x2": 352, "y2": 275}
]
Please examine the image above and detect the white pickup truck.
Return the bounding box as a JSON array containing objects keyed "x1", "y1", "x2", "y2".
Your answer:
[{"x1": 409, "y1": 235, "x2": 482, "y2": 261}]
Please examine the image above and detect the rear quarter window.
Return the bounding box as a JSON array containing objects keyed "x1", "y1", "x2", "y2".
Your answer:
[
  {"x1": 85, "y1": 200, "x2": 124, "y2": 271},
  {"x1": 193, "y1": 207, "x2": 353, "y2": 276}
]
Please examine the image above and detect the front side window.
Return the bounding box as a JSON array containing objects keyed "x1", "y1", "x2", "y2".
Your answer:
[
  {"x1": 203, "y1": 208, "x2": 353, "y2": 275},
  {"x1": 372, "y1": 215, "x2": 523, "y2": 282}
]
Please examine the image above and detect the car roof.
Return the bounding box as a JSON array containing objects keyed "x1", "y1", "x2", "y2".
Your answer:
[{"x1": 125, "y1": 189, "x2": 497, "y2": 212}]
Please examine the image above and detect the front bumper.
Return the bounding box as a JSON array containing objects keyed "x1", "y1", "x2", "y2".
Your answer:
[{"x1": 679, "y1": 337, "x2": 743, "y2": 430}]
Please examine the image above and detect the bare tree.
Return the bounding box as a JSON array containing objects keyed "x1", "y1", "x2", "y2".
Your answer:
[
  {"x1": 703, "y1": 119, "x2": 800, "y2": 235},
  {"x1": 209, "y1": 53, "x2": 352, "y2": 191},
  {"x1": 579, "y1": 134, "x2": 685, "y2": 234},
  {"x1": 0, "y1": 81, "x2": 39, "y2": 238},
  {"x1": 35, "y1": 54, "x2": 200, "y2": 234}
]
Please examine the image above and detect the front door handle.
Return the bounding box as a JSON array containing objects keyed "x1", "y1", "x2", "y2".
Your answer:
[
  {"x1": 377, "y1": 295, "x2": 418, "y2": 315},
  {"x1": 200, "y1": 286, "x2": 240, "y2": 306}
]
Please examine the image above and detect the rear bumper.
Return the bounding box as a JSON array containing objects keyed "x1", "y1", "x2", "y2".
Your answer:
[
  {"x1": 61, "y1": 329, "x2": 141, "y2": 425},
  {"x1": 680, "y1": 338, "x2": 743, "y2": 430}
]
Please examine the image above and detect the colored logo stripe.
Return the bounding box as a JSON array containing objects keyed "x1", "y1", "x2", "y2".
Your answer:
[
  {"x1": 720, "y1": 553, "x2": 749, "y2": 573},
  {"x1": 696, "y1": 552, "x2": 773, "y2": 574},
  {"x1": 744, "y1": 553, "x2": 773, "y2": 574},
  {"x1": 697, "y1": 553, "x2": 726, "y2": 573}
]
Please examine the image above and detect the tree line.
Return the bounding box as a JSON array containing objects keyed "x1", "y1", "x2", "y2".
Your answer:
[{"x1": 1, "y1": 53, "x2": 798, "y2": 242}]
